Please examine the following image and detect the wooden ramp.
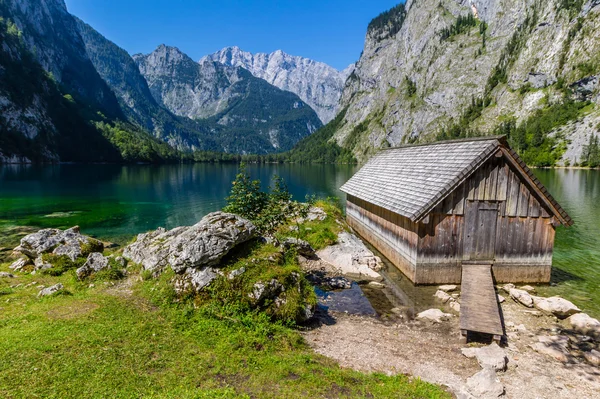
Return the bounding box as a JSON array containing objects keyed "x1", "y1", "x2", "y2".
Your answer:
[{"x1": 460, "y1": 263, "x2": 504, "y2": 341}]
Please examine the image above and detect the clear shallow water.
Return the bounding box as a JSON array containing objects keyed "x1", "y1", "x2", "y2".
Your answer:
[
  {"x1": 0, "y1": 164, "x2": 598, "y2": 317},
  {"x1": 0, "y1": 163, "x2": 356, "y2": 244}
]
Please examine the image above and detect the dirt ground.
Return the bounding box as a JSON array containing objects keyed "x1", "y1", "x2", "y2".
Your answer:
[{"x1": 302, "y1": 299, "x2": 600, "y2": 399}]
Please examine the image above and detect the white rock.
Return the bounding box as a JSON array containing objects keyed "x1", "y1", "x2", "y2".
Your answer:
[
  {"x1": 438, "y1": 284, "x2": 457, "y2": 292},
  {"x1": 461, "y1": 343, "x2": 508, "y2": 372},
  {"x1": 450, "y1": 301, "x2": 461, "y2": 313},
  {"x1": 509, "y1": 288, "x2": 533, "y2": 308},
  {"x1": 9, "y1": 257, "x2": 31, "y2": 271},
  {"x1": 465, "y1": 367, "x2": 505, "y2": 398},
  {"x1": 416, "y1": 308, "x2": 452, "y2": 323},
  {"x1": 533, "y1": 296, "x2": 581, "y2": 319},
  {"x1": 37, "y1": 283, "x2": 64, "y2": 297},
  {"x1": 316, "y1": 232, "x2": 382, "y2": 280},
  {"x1": 434, "y1": 290, "x2": 452, "y2": 303},
  {"x1": 497, "y1": 294, "x2": 506, "y2": 303},
  {"x1": 0, "y1": 272, "x2": 15, "y2": 278},
  {"x1": 568, "y1": 313, "x2": 600, "y2": 336},
  {"x1": 502, "y1": 283, "x2": 515, "y2": 293},
  {"x1": 368, "y1": 281, "x2": 385, "y2": 288}
]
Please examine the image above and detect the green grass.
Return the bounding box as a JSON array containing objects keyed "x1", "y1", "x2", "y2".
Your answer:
[{"x1": 0, "y1": 263, "x2": 450, "y2": 398}]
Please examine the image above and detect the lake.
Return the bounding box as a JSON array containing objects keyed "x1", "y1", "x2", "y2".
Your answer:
[{"x1": 1, "y1": 164, "x2": 598, "y2": 317}]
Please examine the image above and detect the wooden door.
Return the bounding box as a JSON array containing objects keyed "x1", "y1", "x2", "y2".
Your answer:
[{"x1": 463, "y1": 201, "x2": 499, "y2": 261}]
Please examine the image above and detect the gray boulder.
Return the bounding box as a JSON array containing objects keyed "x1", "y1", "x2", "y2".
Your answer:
[
  {"x1": 38, "y1": 283, "x2": 64, "y2": 297},
  {"x1": 283, "y1": 237, "x2": 315, "y2": 257},
  {"x1": 9, "y1": 257, "x2": 31, "y2": 271},
  {"x1": 324, "y1": 276, "x2": 352, "y2": 289},
  {"x1": 34, "y1": 256, "x2": 52, "y2": 271},
  {"x1": 249, "y1": 279, "x2": 284, "y2": 303},
  {"x1": 76, "y1": 252, "x2": 110, "y2": 279},
  {"x1": 15, "y1": 226, "x2": 100, "y2": 261},
  {"x1": 570, "y1": 75, "x2": 598, "y2": 101},
  {"x1": 123, "y1": 212, "x2": 257, "y2": 274},
  {"x1": 461, "y1": 343, "x2": 508, "y2": 372}
]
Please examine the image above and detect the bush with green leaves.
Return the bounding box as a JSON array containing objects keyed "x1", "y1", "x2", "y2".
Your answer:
[{"x1": 223, "y1": 164, "x2": 312, "y2": 234}]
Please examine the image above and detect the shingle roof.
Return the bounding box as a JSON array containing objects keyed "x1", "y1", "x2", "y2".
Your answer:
[{"x1": 340, "y1": 136, "x2": 573, "y2": 226}]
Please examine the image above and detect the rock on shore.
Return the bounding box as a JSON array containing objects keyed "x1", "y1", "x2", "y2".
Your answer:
[
  {"x1": 124, "y1": 212, "x2": 257, "y2": 291},
  {"x1": 15, "y1": 226, "x2": 102, "y2": 262},
  {"x1": 317, "y1": 231, "x2": 383, "y2": 280}
]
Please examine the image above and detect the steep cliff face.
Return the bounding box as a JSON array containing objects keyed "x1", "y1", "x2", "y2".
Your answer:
[
  {"x1": 2, "y1": 0, "x2": 122, "y2": 118},
  {"x1": 334, "y1": 0, "x2": 600, "y2": 165},
  {"x1": 203, "y1": 46, "x2": 354, "y2": 124},
  {"x1": 135, "y1": 45, "x2": 322, "y2": 152}
]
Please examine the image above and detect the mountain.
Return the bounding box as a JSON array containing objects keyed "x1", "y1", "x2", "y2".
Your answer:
[
  {"x1": 134, "y1": 45, "x2": 322, "y2": 153},
  {"x1": 0, "y1": 0, "x2": 181, "y2": 163},
  {"x1": 74, "y1": 18, "x2": 220, "y2": 152},
  {"x1": 301, "y1": 0, "x2": 600, "y2": 166},
  {"x1": 203, "y1": 46, "x2": 354, "y2": 124},
  {"x1": 2, "y1": 0, "x2": 123, "y2": 119}
]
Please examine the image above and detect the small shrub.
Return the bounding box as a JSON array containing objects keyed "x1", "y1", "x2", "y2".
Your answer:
[
  {"x1": 40, "y1": 254, "x2": 85, "y2": 276},
  {"x1": 81, "y1": 239, "x2": 104, "y2": 257}
]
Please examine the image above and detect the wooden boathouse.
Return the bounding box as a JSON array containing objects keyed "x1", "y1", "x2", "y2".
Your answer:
[{"x1": 340, "y1": 136, "x2": 573, "y2": 285}]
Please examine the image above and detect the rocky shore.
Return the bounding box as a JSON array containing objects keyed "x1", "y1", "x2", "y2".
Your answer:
[{"x1": 4, "y1": 205, "x2": 599, "y2": 398}]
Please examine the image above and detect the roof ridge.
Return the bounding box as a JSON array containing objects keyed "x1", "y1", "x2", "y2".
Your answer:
[{"x1": 381, "y1": 135, "x2": 506, "y2": 151}]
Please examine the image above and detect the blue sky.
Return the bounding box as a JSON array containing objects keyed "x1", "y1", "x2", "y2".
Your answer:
[{"x1": 65, "y1": 0, "x2": 401, "y2": 70}]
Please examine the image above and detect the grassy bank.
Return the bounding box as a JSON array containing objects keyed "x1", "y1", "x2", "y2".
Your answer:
[{"x1": 0, "y1": 200, "x2": 450, "y2": 399}]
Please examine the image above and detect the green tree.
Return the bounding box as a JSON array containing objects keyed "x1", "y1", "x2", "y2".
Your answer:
[{"x1": 223, "y1": 163, "x2": 268, "y2": 222}]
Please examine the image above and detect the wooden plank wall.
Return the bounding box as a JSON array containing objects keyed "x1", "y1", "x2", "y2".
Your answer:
[
  {"x1": 417, "y1": 156, "x2": 555, "y2": 283},
  {"x1": 346, "y1": 195, "x2": 419, "y2": 280}
]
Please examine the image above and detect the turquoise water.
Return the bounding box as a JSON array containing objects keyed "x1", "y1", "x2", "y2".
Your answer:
[
  {"x1": 0, "y1": 163, "x2": 356, "y2": 244},
  {"x1": 0, "y1": 164, "x2": 598, "y2": 316}
]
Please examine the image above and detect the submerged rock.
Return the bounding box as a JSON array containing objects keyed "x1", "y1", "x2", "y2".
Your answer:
[
  {"x1": 123, "y1": 212, "x2": 257, "y2": 274},
  {"x1": 434, "y1": 290, "x2": 452, "y2": 303},
  {"x1": 416, "y1": 308, "x2": 452, "y2": 323},
  {"x1": 461, "y1": 343, "x2": 508, "y2": 372},
  {"x1": 533, "y1": 296, "x2": 581, "y2": 319},
  {"x1": 76, "y1": 252, "x2": 110, "y2": 279},
  {"x1": 325, "y1": 276, "x2": 353, "y2": 289},
  {"x1": 317, "y1": 232, "x2": 383, "y2": 280},
  {"x1": 438, "y1": 284, "x2": 457, "y2": 292},
  {"x1": 38, "y1": 283, "x2": 64, "y2": 297}
]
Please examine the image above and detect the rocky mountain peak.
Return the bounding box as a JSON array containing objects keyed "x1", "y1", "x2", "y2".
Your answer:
[{"x1": 202, "y1": 46, "x2": 353, "y2": 123}]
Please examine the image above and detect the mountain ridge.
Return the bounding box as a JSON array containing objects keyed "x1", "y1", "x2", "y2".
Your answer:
[
  {"x1": 134, "y1": 44, "x2": 323, "y2": 153},
  {"x1": 202, "y1": 46, "x2": 354, "y2": 124}
]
